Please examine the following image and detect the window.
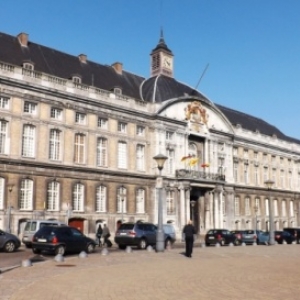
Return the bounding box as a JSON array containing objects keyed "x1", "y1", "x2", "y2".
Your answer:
[
  {"x1": 280, "y1": 170, "x2": 285, "y2": 188},
  {"x1": 50, "y1": 107, "x2": 62, "y2": 120},
  {"x1": 166, "y1": 149, "x2": 175, "y2": 175},
  {"x1": 74, "y1": 134, "x2": 85, "y2": 164},
  {"x1": 49, "y1": 129, "x2": 61, "y2": 160},
  {"x1": 254, "y1": 166, "x2": 259, "y2": 185},
  {"x1": 136, "y1": 144, "x2": 145, "y2": 171},
  {"x1": 117, "y1": 186, "x2": 126, "y2": 213},
  {"x1": 245, "y1": 197, "x2": 250, "y2": 216},
  {"x1": 233, "y1": 147, "x2": 238, "y2": 156},
  {"x1": 290, "y1": 201, "x2": 294, "y2": 217},
  {"x1": 136, "y1": 125, "x2": 145, "y2": 136},
  {"x1": 244, "y1": 163, "x2": 249, "y2": 184},
  {"x1": 23, "y1": 63, "x2": 34, "y2": 70},
  {"x1": 234, "y1": 197, "x2": 240, "y2": 216},
  {"x1": 118, "y1": 141, "x2": 127, "y2": 168},
  {"x1": 73, "y1": 76, "x2": 81, "y2": 83},
  {"x1": 96, "y1": 185, "x2": 107, "y2": 212},
  {"x1": 255, "y1": 198, "x2": 260, "y2": 215},
  {"x1": 20, "y1": 179, "x2": 33, "y2": 210},
  {"x1": 98, "y1": 118, "x2": 108, "y2": 129},
  {"x1": 282, "y1": 200, "x2": 287, "y2": 217},
  {"x1": 243, "y1": 149, "x2": 248, "y2": 158},
  {"x1": 274, "y1": 199, "x2": 278, "y2": 216},
  {"x1": 166, "y1": 190, "x2": 175, "y2": 214},
  {"x1": 97, "y1": 138, "x2": 107, "y2": 167},
  {"x1": 166, "y1": 131, "x2": 173, "y2": 141},
  {"x1": 22, "y1": 124, "x2": 35, "y2": 157},
  {"x1": 271, "y1": 155, "x2": 276, "y2": 164},
  {"x1": 233, "y1": 163, "x2": 238, "y2": 182},
  {"x1": 263, "y1": 167, "x2": 268, "y2": 183},
  {"x1": 73, "y1": 183, "x2": 84, "y2": 212},
  {"x1": 272, "y1": 168, "x2": 276, "y2": 183},
  {"x1": 75, "y1": 112, "x2": 86, "y2": 125},
  {"x1": 118, "y1": 122, "x2": 127, "y2": 133},
  {"x1": 288, "y1": 171, "x2": 292, "y2": 189},
  {"x1": 265, "y1": 199, "x2": 269, "y2": 216},
  {"x1": 280, "y1": 157, "x2": 283, "y2": 165},
  {"x1": 0, "y1": 178, "x2": 4, "y2": 209},
  {"x1": 47, "y1": 181, "x2": 60, "y2": 211},
  {"x1": 222, "y1": 197, "x2": 226, "y2": 215},
  {"x1": 0, "y1": 96, "x2": 9, "y2": 109},
  {"x1": 0, "y1": 120, "x2": 7, "y2": 154},
  {"x1": 254, "y1": 152, "x2": 258, "y2": 160},
  {"x1": 263, "y1": 154, "x2": 268, "y2": 163},
  {"x1": 136, "y1": 188, "x2": 145, "y2": 213},
  {"x1": 24, "y1": 101, "x2": 37, "y2": 114}
]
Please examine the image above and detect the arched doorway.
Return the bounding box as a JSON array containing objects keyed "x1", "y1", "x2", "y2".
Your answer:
[{"x1": 69, "y1": 217, "x2": 85, "y2": 232}]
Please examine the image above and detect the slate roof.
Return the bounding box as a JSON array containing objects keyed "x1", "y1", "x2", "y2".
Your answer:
[{"x1": 0, "y1": 31, "x2": 299, "y2": 144}]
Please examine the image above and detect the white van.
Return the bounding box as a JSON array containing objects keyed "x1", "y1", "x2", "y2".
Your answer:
[{"x1": 22, "y1": 219, "x2": 66, "y2": 248}]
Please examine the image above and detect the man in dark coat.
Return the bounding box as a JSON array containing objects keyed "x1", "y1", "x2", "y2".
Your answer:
[{"x1": 182, "y1": 220, "x2": 196, "y2": 258}]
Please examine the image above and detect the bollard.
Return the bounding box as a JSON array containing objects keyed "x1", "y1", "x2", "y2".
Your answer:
[
  {"x1": 147, "y1": 245, "x2": 153, "y2": 252},
  {"x1": 79, "y1": 251, "x2": 88, "y2": 258},
  {"x1": 201, "y1": 243, "x2": 206, "y2": 248},
  {"x1": 252, "y1": 242, "x2": 257, "y2": 246},
  {"x1": 101, "y1": 248, "x2": 109, "y2": 255},
  {"x1": 22, "y1": 259, "x2": 32, "y2": 267},
  {"x1": 54, "y1": 254, "x2": 64, "y2": 262},
  {"x1": 241, "y1": 242, "x2": 246, "y2": 247},
  {"x1": 215, "y1": 243, "x2": 220, "y2": 248},
  {"x1": 125, "y1": 246, "x2": 132, "y2": 253},
  {"x1": 229, "y1": 242, "x2": 234, "y2": 247}
]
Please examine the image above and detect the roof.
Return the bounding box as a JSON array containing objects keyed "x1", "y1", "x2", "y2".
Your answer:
[{"x1": 0, "y1": 31, "x2": 299, "y2": 144}]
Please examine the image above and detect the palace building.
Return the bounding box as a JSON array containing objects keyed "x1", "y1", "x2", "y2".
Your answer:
[{"x1": 0, "y1": 30, "x2": 300, "y2": 237}]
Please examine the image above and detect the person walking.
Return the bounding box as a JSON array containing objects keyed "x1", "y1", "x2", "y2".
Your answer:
[
  {"x1": 96, "y1": 224, "x2": 103, "y2": 247},
  {"x1": 102, "y1": 224, "x2": 112, "y2": 247},
  {"x1": 182, "y1": 220, "x2": 196, "y2": 258}
]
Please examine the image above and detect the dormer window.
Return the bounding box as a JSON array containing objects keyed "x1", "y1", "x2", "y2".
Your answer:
[
  {"x1": 114, "y1": 87, "x2": 122, "y2": 95},
  {"x1": 72, "y1": 76, "x2": 81, "y2": 84},
  {"x1": 23, "y1": 63, "x2": 34, "y2": 70}
]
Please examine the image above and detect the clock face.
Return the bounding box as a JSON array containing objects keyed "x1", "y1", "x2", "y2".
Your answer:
[{"x1": 163, "y1": 56, "x2": 172, "y2": 69}]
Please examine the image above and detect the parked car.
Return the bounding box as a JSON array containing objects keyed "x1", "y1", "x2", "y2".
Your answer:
[
  {"x1": 274, "y1": 231, "x2": 296, "y2": 244},
  {"x1": 32, "y1": 225, "x2": 96, "y2": 255},
  {"x1": 0, "y1": 229, "x2": 21, "y2": 253},
  {"x1": 205, "y1": 229, "x2": 239, "y2": 246},
  {"x1": 231, "y1": 230, "x2": 269, "y2": 245},
  {"x1": 283, "y1": 227, "x2": 300, "y2": 244},
  {"x1": 22, "y1": 219, "x2": 66, "y2": 248},
  {"x1": 114, "y1": 222, "x2": 172, "y2": 250}
]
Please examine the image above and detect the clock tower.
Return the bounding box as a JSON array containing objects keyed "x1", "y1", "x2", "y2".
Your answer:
[{"x1": 150, "y1": 29, "x2": 174, "y2": 78}]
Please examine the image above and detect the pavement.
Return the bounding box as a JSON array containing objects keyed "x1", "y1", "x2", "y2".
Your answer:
[{"x1": 1, "y1": 243, "x2": 300, "y2": 300}]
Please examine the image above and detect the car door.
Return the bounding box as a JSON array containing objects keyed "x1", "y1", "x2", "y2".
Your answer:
[
  {"x1": 0, "y1": 230, "x2": 5, "y2": 248},
  {"x1": 144, "y1": 224, "x2": 157, "y2": 245},
  {"x1": 69, "y1": 227, "x2": 86, "y2": 252}
]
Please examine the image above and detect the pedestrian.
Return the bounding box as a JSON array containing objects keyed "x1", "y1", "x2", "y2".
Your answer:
[
  {"x1": 182, "y1": 220, "x2": 196, "y2": 258},
  {"x1": 102, "y1": 224, "x2": 112, "y2": 247},
  {"x1": 96, "y1": 224, "x2": 103, "y2": 247}
]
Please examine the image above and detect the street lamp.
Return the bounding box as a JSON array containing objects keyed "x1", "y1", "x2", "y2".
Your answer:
[
  {"x1": 120, "y1": 185, "x2": 125, "y2": 223},
  {"x1": 7, "y1": 184, "x2": 14, "y2": 233},
  {"x1": 254, "y1": 205, "x2": 258, "y2": 232},
  {"x1": 153, "y1": 153, "x2": 168, "y2": 253},
  {"x1": 264, "y1": 179, "x2": 275, "y2": 245},
  {"x1": 190, "y1": 200, "x2": 196, "y2": 223}
]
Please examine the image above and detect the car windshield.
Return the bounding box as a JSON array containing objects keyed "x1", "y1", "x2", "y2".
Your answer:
[
  {"x1": 24, "y1": 222, "x2": 37, "y2": 231},
  {"x1": 118, "y1": 224, "x2": 134, "y2": 230}
]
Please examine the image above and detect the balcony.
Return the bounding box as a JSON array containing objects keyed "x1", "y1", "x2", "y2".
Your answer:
[{"x1": 175, "y1": 169, "x2": 225, "y2": 181}]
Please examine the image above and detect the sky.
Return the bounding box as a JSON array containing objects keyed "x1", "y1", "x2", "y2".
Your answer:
[{"x1": 2, "y1": 0, "x2": 300, "y2": 139}]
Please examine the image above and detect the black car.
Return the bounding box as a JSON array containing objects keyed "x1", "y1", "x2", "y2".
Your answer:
[
  {"x1": 0, "y1": 229, "x2": 21, "y2": 252},
  {"x1": 114, "y1": 222, "x2": 172, "y2": 250},
  {"x1": 283, "y1": 227, "x2": 300, "y2": 244},
  {"x1": 205, "y1": 229, "x2": 239, "y2": 246},
  {"x1": 274, "y1": 231, "x2": 296, "y2": 244},
  {"x1": 32, "y1": 225, "x2": 96, "y2": 255}
]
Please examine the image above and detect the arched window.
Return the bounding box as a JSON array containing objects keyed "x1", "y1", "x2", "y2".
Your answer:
[
  {"x1": 96, "y1": 185, "x2": 107, "y2": 212},
  {"x1": 20, "y1": 179, "x2": 33, "y2": 210},
  {"x1": 136, "y1": 188, "x2": 145, "y2": 213},
  {"x1": 47, "y1": 181, "x2": 60, "y2": 211},
  {"x1": 73, "y1": 183, "x2": 84, "y2": 212}
]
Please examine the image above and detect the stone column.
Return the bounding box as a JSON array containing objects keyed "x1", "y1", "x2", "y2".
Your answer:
[
  {"x1": 179, "y1": 185, "x2": 186, "y2": 230},
  {"x1": 185, "y1": 188, "x2": 191, "y2": 222},
  {"x1": 224, "y1": 187, "x2": 235, "y2": 230}
]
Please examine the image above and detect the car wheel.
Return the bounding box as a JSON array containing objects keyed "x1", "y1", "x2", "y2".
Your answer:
[
  {"x1": 32, "y1": 248, "x2": 41, "y2": 254},
  {"x1": 4, "y1": 241, "x2": 16, "y2": 253},
  {"x1": 205, "y1": 243, "x2": 210, "y2": 247},
  {"x1": 118, "y1": 244, "x2": 126, "y2": 250},
  {"x1": 138, "y1": 238, "x2": 147, "y2": 250},
  {"x1": 55, "y1": 245, "x2": 65, "y2": 255},
  {"x1": 86, "y1": 243, "x2": 95, "y2": 253},
  {"x1": 234, "y1": 239, "x2": 240, "y2": 246},
  {"x1": 25, "y1": 243, "x2": 32, "y2": 249}
]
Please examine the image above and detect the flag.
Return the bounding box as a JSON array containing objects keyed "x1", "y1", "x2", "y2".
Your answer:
[
  {"x1": 201, "y1": 163, "x2": 210, "y2": 168},
  {"x1": 189, "y1": 157, "x2": 199, "y2": 167},
  {"x1": 181, "y1": 155, "x2": 192, "y2": 162}
]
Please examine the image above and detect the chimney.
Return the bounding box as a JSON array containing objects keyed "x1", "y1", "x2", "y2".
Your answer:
[
  {"x1": 111, "y1": 62, "x2": 123, "y2": 75},
  {"x1": 17, "y1": 32, "x2": 29, "y2": 47},
  {"x1": 78, "y1": 54, "x2": 87, "y2": 64}
]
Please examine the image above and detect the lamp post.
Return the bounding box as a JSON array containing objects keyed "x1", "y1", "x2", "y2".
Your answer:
[
  {"x1": 120, "y1": 185, "x2": 125, "y2": 223},
  {"x1": 264, "y1": 179, "x2": 275, "y2": 245},
  {"x1": 153, "y1": 154, "x2": 168, "y2": 253},
  {"x1": 295, "y1": 209, "x2": 298, "y2": 227},
  {"x1": 7, "y1": 184, "x2": 14, "y2": 233},
  {"x1": 254, "y1": 205, "x2": 258, "y2": 232},
  {"x1": 190, "y1": 200, "x2": 196, "y2": 223}
]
